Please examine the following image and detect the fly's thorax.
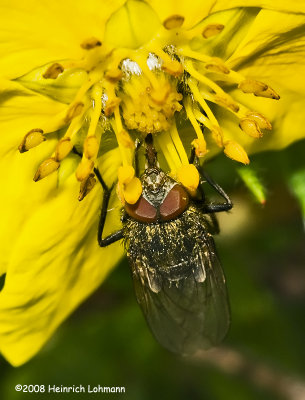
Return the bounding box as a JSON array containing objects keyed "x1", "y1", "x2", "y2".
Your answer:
[
  {"x1": 123, "y1": 204, "x2": 213, "y2": 288},
  {"x1": 124, "y1": 167, "x2": 190, "y2": 223}
]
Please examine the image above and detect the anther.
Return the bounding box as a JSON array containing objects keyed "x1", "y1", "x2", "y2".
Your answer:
[
  {"x1": 76, "y1": 159, "x2": 94, "y2": 181},
  {"x1": 43, "y1": 63, "x2": 64, "y2": 79},
  {"x1": 191, "y1": 138, "x2": 207, "y2": 157},
  {"x1": 78, "y1": 173, "x2": 96, "y2": 201},
  {"x1": 254, "y1": 86, "x2": 280, "y2": 100},
  {"x1": 246, "y1": 111, "x2": 272, "y2": 130},
  {"x1": 123, "y1": 177, "x2": 142, "y2": 204},
  {"x1": 105, "y1": 68, "x2": 123, "y2": 83},
  {"x1": 177, "y1": 164, "x2": 200, "y2": 196},
  {"x1": 104, "y1": 98, "x2": 121, "y2": 116},
  {"x1": 33, "y1": 158, "x2": 60, "y2": 181},
  {"x1": 84, "y1": 135, "x2": 99, "y2": 159},
  {"x1": 18, "y1": 129, "x2": 45, "y2": 153},
  {"x1": 118, "y1": 165, "x2": 135, "y2": 185},
  {"x1": 205, "y1": 59, "x2": 229, "y2": 74},
  {"x1": 238, "y1": 79, "x2": 267, "y2": 94},
  {"x1": 163, "y1": 15, "x2": 184, "y2": 30},
  {"x1": 161, "y1": 60, "x2": 183, "y2": 77},
  {"x1": 238, "y1": 79, "x2": 280, "y2": 99},
  {"x1": 211, "y1": 126, "x2": 224, "y2": 147},
  {"x1": 213, "y1": 94, "x2": 239, "y2": 112},
  {"x1": 55, "y1": 138, "x2": 73, "y2": 161},
  {"x1": 118, "y1": 165, "x2": 142, "y2": 204},
  {"x1": 80, "y1": 37, "x2": 102, "y2": 50},
  {"x1": 65, "y1": 102, "x2": 84, "y2": 123},
  {"x1": 119, "y1": 130, "x2": 134, "y2": 149},
  {"x1": 239, "y1": 118, "x2": 262, "y2": 138},
  {"x1": 224, "y1": 141, "x2": 249, "y2": 164},
  {"x1": 202, "y1": 24, "x2": 224, "y2": 39}
]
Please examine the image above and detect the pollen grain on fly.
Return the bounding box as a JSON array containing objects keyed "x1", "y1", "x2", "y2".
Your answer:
[{"x1": 17, "y1": 3, "x2": 279, "y2": 202}]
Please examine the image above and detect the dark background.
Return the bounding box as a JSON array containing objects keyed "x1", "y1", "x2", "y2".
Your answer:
[{"x1": 0, "y1": 140, "x2": 304, "y2": 400}]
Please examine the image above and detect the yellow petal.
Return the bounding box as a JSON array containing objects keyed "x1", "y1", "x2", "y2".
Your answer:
[
  {"x1": 0, "y1": 0, "x2": 125, "y2": 79},
  {"x1": 0, "y1": 80, "x2": 67, "y2": 153},
  {"x1": 225, "y1": 9, "x2": 305, "y2": 152},
  {"x1": 145, "y1": 0, "x2": 305, "y2": 30},
  {"x1": 0, "y1": 152, "x2": 123, "y2": 366},
  {"x1": 104, "y1": 0, "x2": 161, "y2": 49},
  {"x1": 17, "y1": 66, "x2": 88, "y2": 104},
  {"x1": 211, "y1": 0, "x2": 305, "y2": 15},
  {"x1": 228, "y1": 9, "x2": 305, "y2": 95},
  {"x1": 0, "y1": 86, "x2": 67, "y2": 274}
]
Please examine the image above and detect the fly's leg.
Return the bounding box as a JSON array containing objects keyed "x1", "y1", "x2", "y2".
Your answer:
[
  {"x1": 199, "y1": 169, "x2": 232, "y2": 213},
  {"x1": 94, "y1": 168, "x2": 123, "y2": 247},
  {"x1": 189, "y1": 149, "x2": 232, "y2": 213}
]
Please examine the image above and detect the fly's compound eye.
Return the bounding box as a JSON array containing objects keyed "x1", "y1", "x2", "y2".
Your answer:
[
  {"x1": 125, "y1": 196, "x2": 157, "y2": 223},
  {"x1": 159, "y1": 184, "x2": 189, "y2": 221}
]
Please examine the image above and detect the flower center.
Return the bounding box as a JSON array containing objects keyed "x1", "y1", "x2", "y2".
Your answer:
[
  {"x1": 120, "y1": 58, "x2": 182, "y2": 135},
  {"x1": 18, "y1": 4, "x2": 280, "y2": 203}
]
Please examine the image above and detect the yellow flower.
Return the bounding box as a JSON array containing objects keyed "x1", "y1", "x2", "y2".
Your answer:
[{"x1": 0, "y1": 0, "x2": 305, "y2": 366}]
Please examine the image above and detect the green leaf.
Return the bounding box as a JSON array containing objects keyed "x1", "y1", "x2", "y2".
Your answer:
[{"x1": 237, "y1": 165, "x2": 266, "y2": 204}]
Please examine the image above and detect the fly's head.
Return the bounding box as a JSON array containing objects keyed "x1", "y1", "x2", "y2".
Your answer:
[
  {"x1": 141, "y1": 167, "x2": 175, "y2": 207},
  {"x1": 124, "y1": 167, "x2": 190, "y2": 223}
]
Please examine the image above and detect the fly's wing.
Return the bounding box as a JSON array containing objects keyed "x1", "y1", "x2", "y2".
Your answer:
[{"x1": 130, "y1": 237, "x2": 230, "y2": 355}]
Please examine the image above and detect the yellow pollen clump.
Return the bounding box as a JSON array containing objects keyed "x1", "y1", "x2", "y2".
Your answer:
[{"x1": 121, "y1": 75, "x2": 182, "y2": 135}]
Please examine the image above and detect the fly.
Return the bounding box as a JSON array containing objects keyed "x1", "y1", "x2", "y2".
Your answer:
[{"x1": 95, "y1": 134, "x2": 232, "y2": 355}]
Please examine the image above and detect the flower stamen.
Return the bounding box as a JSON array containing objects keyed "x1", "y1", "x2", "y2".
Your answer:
[
  {"x1": 169, "y1": 122, "x2": 189, "y2": 165},
  {"x1": 42, "y1": 63, "x2": 64, "y2": 79},
  {"x1": 18, "y1": 129, "x2": 45, "y2": 153},
  {"x1": 33, "y1": 158, "x2": 60, "y2": 182},
  {"x1": 184, "y1": 98, "x2": 209, "y2": 155},
  {"x1": 163, "y1": 15, "x2": 185, "y2": 30},
  {"x1": 80, "y1": 37, "x2": 102, "y2": 50},
  {"x1": 78, "y1": 173, "x2": 97, "y2": 201},
  {"x1": 202, "y1": 24, "x2": 225, "y2": 39}
]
